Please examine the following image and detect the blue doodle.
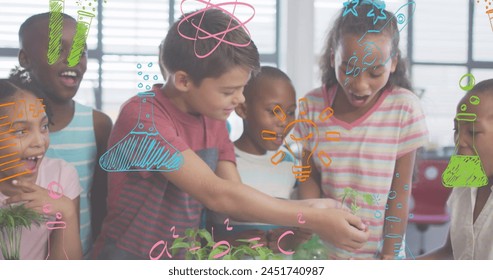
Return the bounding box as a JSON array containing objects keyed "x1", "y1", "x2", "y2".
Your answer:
[
  {"x1": 366, "y1": 0, "x2": 387, "y2": 24},
  {"x1": 99, "y1": 63, "x2": 184, "y2": 172},
  {"x1": 374, "y1": 209, "x2": 382, "y2": 219},
  {"x1": 388, "y1": 190, "x2": 397, "y2": 200},
  {"x1": 373, "y1": 187, "x2": 415, "y2": 259},
  {"x1": 344, "y1": 1, "x2": 416, "y2": 86},
  {"x1": 342, "y1": 0, "x2": 360, "y2": 17},
  {"x1": 385, "y1": 216, "x2": 401, "y2": 223}
]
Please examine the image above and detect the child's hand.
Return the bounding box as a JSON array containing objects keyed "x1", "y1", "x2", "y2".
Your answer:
[
  {"x1": 315, "y1": 208, "x2": 370, "y2": 252},
  {"x1": 0, "y1": 179, "x2": 34, "y2": 197},
  {"x1": 6, "y1": 180, "x2": 76, "y2": 220},
  {"x1": 267, "y1": 227, "x2": 312, "y2": 253}
]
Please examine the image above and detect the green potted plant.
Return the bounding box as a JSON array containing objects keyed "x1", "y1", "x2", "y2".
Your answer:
[
  {"x1": 170, "y1": 228, "x2": 283, "y2": 260},
  {"x1": 0, "y1": 204, "x2": 45, "y2": 260}
]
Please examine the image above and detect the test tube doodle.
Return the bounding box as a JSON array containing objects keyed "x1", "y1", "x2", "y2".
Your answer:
[
  {"x1": 99, "y1": 63, "x2": 184, "y2": 172},
  {"x1": 67, "y1": 10, "x2": 94, "y2": 67},
  {"x1": 48, "y1": 0, "x2": 65, "y2": 65},
  {"x1": 47, "y1": 0, "x2": 104, "y2": 66}
]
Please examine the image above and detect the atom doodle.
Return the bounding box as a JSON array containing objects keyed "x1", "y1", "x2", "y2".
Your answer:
[{"x1": 177, "y1": 0, "x2": 255, "y2": 58}]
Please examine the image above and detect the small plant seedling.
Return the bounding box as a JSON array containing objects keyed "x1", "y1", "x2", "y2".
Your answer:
[{"x1": 341, "y1": 187, "x2": 375, "y2": 214}]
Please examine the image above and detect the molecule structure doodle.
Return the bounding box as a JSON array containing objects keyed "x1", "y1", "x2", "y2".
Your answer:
[{"x1": 177, "y1": 0, "x2": 255, "y2": 58}]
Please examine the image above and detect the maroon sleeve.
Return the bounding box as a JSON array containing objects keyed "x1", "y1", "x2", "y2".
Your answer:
[{"x1": 216, "y1": 121, "x2": 236, "y2": 164}]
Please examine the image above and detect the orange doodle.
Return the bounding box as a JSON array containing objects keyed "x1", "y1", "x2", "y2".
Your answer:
[{"x1": 262, "y1": 98, "x2": 339, "y2": 182}]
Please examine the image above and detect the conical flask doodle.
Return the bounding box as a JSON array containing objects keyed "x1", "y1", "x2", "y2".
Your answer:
[
  {"x1": 442, "y1": 108, "x2": 488, "y2": 188},
  {"x1": 99, "y1": 92, "x2": 184, "y2": 172}
]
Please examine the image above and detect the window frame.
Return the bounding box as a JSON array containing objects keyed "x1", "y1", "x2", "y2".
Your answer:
[{"x1": 0, "y1": 0, "x2": 280, "y2": 111}]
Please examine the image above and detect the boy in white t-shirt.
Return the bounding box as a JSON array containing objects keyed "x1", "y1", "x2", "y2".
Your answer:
[
  {"x1": 419, "y1": 79, "x2": 493, "y2": 259},
  {"x1": 208, "y1": 66, "x2": 319, "y2": 253}
]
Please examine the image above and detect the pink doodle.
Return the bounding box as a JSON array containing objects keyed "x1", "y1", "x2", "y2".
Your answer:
[
  {"x1": 177, "y1": 0, "x2": 255, "y2": 58},
  {"x1": 44, "y1": 182, "x2": 68, "y2": 260},
  {"x1": 149, "y1": 214, "x2": 307, "y2": 259},
  {"x1": 277, "y1": 230, "x2": 295, "y2": 255},
  {"x1": 247, "y1": 237, "x2": 264, "y2": 249},
  {"x1": 223, "y1": 218, "x2": 233, "y2": 231},
  {"x1": 170, "y1": 226, "x2": 180, "y2": 238},
  {"x1": 297, "y1": 212, "x2": 306, "y2": 224}
]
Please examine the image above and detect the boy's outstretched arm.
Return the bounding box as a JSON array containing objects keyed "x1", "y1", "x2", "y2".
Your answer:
[
  {"x1": 160, "y1": 149, "x2": 370, "y2": 251},
  {"x1": 417, "y1": 232, "x2": 453, "y2": 260},
  {"x1": 298, "y1": 150, "x2": 322, "y2": 199},
  {"x1": 215, "y1": 160, "x2": 241, "y2": 183},
  {"x1": 90, "y1": 110, "x2": 113, "y2": 241}
]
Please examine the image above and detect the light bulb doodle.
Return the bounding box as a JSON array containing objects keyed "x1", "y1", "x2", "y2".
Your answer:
[
  {"x1": 476, "y1": 0, "x2": 493, "y2": 31},
  {"x1": 442, "y1": 93, "x2": 488, "y2": 187},
  {"x1": 99, "y1": 63, "x2": 184, "y2": 172},
  {"x1": 262, "y1": 98, "x2": 339, "y2": 182},
  {"x1": 177, "y1": 0, "x2": 255, "y2": 58},
  {"x1": 344, "y1": 1, "x2": 416, "y2": 87},
  {"x1": 48, "y1": 0, "x2": 106, "y2": 66}
]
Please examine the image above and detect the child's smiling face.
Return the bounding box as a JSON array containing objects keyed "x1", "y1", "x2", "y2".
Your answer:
[
  {"x1": 19, "y1": 17, "x2": 87, "y2": 103},
  {"x1": 238, "y1": 76, "x2": 296, "y2": 155},
  {"x1": 182, "y1": 66, "x2": 251, "y2": 121},
  {"x1": 455, "y1": 91, "x2": 493, "y2": 179},
  {"x1": 0, "y1": 91, "x2": 50, "y2": 184}
]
